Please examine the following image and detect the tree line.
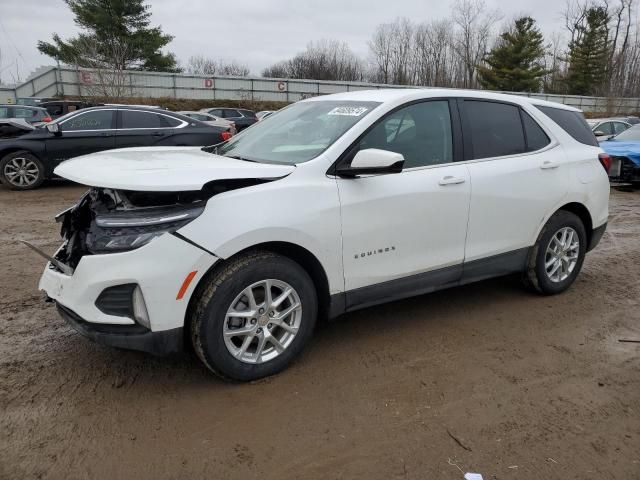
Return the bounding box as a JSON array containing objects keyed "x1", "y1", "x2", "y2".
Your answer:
[{"x1": 38, "y1": 0, "x2": 640, "y2": 99}]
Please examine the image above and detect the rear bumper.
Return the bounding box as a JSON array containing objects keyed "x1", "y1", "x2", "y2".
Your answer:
[
  {"x1": 57, "y1": 303, "x2": 183, "y2": 356},
  {"x1": 588, "y1": 222, "x2": 607, "y2": 252}
]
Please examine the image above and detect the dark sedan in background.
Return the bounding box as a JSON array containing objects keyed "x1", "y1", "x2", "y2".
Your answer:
[{"x1": 0, "y1": 106, "x2": 227, "y2": 190}]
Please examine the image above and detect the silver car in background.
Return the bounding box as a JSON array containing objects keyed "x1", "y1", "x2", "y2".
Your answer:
[{"x1": 178, "y1": 111, "x2": 237, "y2": 135}]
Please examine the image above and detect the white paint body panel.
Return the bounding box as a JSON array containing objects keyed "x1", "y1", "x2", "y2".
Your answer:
[
  {"x1": 41, "y1": 88, "x2": 610, "y2": 332},
  {"x1": 337, "y1": 165, "x2": 470, "y2": 290},
  {"x1": 53, "y1": 146, "x2": 295, "y2": 191}
]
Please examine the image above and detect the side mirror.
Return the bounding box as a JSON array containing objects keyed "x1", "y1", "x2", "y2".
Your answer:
[
  {"x1": 593, "y1": 130, "x2": 605, "y2": 136},
  {"x1": 46, "y1": 123, "x2": 61, "y2": 136},
  {"x1": 336, "y1": 148, "x2": 404, "y2": 177}
]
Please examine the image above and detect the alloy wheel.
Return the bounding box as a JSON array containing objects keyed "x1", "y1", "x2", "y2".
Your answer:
[
  {"x1": 544, "y1": 226, "x2": 580, "y2": 283},
  {"x1": 223, "y1": 279, "x2": 302, "y2": 364},
  {"x1": 3, "y1": 157, "x2": 40, "y2": 188}
]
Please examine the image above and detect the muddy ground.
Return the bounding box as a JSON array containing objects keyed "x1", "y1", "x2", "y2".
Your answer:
[{"x1": 0, "y1": 182, "x2": 638, "y2": 480}]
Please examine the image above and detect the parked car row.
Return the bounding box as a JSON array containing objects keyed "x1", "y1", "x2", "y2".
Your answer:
[
  {"x1": 0, "y1": 106, "x2": 229, "y2": 190},
  {"x1": 0, "y1": 102, "x2": 276, "y2": 190}
]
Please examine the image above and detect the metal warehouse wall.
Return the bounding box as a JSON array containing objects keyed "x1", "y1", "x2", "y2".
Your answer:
[{"x1": 6, "y1": 66, "x2": 640, "y2": 114}]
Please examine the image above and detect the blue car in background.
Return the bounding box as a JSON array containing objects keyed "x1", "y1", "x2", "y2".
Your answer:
[{"x1": 600, "y1": 124, "x2": 640, "y2": 186}]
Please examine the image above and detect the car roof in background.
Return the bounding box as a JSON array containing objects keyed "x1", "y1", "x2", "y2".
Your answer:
[
  {"x1": 0, "y1": 104, "x2": 47, "y2": 111},
  {"x1": 302, "y1": 88, "x2": 583, "y2": 112}
]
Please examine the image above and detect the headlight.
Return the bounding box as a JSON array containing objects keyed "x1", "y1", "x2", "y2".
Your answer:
[{"x1": 86, "y1": 205, "x2": 204, "y2": 253}]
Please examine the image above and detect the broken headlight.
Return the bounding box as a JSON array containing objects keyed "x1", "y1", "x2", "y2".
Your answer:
[{"x1": 86, "y1": 205, "x2": 204, "y2": 253}]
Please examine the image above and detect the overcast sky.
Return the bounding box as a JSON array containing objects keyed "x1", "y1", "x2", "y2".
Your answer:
[{"x1": 0, "y1": 0, "x2": 567, "y2": 83}]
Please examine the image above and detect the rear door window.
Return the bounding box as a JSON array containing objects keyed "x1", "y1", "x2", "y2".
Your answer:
[
  {"x1": 14, "y1": 108, "x2": 38, "y2": 120},
  {"x1": 613, "y1": 122, "x2": 629, "y2": 134},
  {"x1": 534, "y1": 105, "x2": 598, "y2": 146},
  {"x1": 121, "y1": 110, "x2": 165, "y2": 129},
  {"x1": 462, "y1": 100, "x2": 526, "y2": 159},
  {"x1": 162, "y1": 115, "x2": 182, "y2": 127},
  {"x1": 223, "y1": 109, "x2": 242, "y2": 118},
  {"x1": 595, "y1": 122, "x2": 613, "y2": 135}
]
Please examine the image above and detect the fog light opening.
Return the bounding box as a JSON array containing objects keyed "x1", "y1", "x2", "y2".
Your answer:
[{"x1": 132, "y1": 286, "x2": 151, "y2": 329}]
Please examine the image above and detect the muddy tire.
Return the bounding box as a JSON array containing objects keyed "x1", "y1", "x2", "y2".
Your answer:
[
  {"x1": 191, "y1": 251, "x2": 317, "y2": 381},
  {"x1": 524, "y1": 210, "x2": 587, "y2": 295},
  {"x1": 0, "y1": 151, "x2": 45, "y2": 190}
]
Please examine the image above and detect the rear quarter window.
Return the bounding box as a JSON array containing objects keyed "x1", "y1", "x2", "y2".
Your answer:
[{"x1": 535, "y1": 105, "x2": 598, "y2": 147}]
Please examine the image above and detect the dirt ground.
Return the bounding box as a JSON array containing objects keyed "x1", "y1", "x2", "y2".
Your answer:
[{"x1": 1, "y1": 182, "x2": 639, "y2": 480}]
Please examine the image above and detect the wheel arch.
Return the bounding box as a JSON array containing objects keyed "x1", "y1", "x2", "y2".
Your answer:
[
  {"x1": 183, "y1": 241, "x2": 331, "y2": 349},
  {"x1": 556, "y1": 202, "x2": 593, "y2": 245},
  {"x1": 0, "y1": 147, "x2": 42, "y2": 161}
]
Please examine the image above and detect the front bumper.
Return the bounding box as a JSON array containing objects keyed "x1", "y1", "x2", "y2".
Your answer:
[
  {"x1": 39, "y1": 233, "x2": 218, "y2": 333},
  {"x1": 57, "y1": 303, "x2": 183, "y2": 356}
]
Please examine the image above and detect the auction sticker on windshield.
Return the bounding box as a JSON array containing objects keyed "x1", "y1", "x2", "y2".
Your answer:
[{"x1": 327, "y1": 106, "x2": 369, "y2": 116}]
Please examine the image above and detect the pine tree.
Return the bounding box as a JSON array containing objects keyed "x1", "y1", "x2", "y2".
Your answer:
[
  {"x1": 38, "y1": 0, "x2": 179, "y2": 72},
  {"x1": 565, "y1": 7, "x2": 610, "y2": 96},
  {"x1": 477, "y1": 17, "x2": 547, "y2": 92}
]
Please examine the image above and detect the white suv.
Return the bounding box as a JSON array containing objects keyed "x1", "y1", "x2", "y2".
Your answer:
[{"x1": 36, "y1": 89, "x2": 610, "y2": 381}]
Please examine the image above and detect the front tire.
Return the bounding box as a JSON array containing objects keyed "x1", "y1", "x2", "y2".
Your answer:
[
  {"x1": 191, "y1": 251, "x2": 317, "y2": 381},
  {"x1": 525, "y1": 210, "x2": 587, "y2": 295},
  {"x1": 0, "y1": 151, "x2": 45, "y2": 190}
]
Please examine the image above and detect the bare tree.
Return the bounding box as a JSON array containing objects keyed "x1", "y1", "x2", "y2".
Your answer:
[
  {"x1": 186, "y1": 56, "x2": 250, "y2": 76},
  {"x1": 368, "y1": 23, "x2": 394, "y2": 83},
  {"x1": 451, "y1": 0, "x2": 501, "y2": 88},
  {"x1": 262, "y1": 40, "x2": 364, "y2": 81},
  {"x1": 74, "y1": 37, "x2": 134, "y2": 99}
]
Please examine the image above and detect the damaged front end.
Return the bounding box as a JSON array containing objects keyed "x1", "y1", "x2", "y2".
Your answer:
[
  {"x1": 52, "y1": 180, "x2": 261, "y2": 273},
  {"x1": 53, "y1": 188, "x2": 206, "y2": 272}
]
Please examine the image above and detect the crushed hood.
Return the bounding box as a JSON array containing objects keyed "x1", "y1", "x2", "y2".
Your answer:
[
  {"x1": 53, "y1": 146, "x2": 296, "y2": 191},
  {"x1": 600, "y1": 141, "x2": 640, "y2": 166}
]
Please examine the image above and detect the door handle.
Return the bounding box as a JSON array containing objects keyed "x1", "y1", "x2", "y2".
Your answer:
[
  {"x1": 540, "y1": 160, "x2": 559, "y2": 170},
  {"x1": 438, "y1": 175, "x2": 466, "y2": 186},
  {"x1": 100, "y1": 132, "x2": 113, "y2": 137},
  {"x1": 151, "y1": 131, "x2": 166, "y2": 137}
]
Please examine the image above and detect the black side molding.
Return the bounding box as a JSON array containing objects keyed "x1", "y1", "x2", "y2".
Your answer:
[{"x1": 329, "y1": 247, "x2": 530, "y2": 318}]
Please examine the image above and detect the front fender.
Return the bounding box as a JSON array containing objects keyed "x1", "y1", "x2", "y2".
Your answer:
[{"x1": 177, "y1": 173, "x2": 344, "y2": 294}]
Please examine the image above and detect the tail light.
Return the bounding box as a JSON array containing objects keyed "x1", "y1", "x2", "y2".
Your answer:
[
  {"x1": 42, "y1": 116, "x2": 52, "y2": 123},
  {"x1": 221, "y1": 131, "x2": 232, "y2": 141},
  {"x1": 598, "y1": 153, "x2": 612, "y2": 173}
]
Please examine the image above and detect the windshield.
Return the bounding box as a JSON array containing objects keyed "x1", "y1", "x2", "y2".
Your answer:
[
  {"x1": 612, "y1": 125, "x2": 640, "y2": 141},
  {"x1": 215, "y1": 100, "x2": 380, "y2": 164}
]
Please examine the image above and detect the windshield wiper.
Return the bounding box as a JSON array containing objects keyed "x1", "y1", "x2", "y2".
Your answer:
[{"x1": 225, "y1": 154, "x2": 259, "y2": 163}]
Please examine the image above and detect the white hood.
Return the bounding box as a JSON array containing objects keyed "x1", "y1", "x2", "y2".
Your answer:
[{"x1": 53, "y1": 147, "x2": 295, "y2": 191}]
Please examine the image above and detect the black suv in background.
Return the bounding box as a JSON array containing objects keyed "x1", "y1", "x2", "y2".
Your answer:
[
  {"x1": 200, "y1": 107, "x2": 258, "y2": 131},
  {"x1": 0, "y1": 106, "x2": 226, "y2": 190},
  {"x1": 40, "y1": 100, "x2": 95, "y2": 119}
]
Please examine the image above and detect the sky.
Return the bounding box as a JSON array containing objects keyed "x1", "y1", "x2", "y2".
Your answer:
[{"x1": 0, "y1": 0, "x2": 567, "y2": 84}]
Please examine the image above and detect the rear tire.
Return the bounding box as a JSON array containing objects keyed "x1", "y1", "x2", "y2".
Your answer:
[
  {"x1": 524, "y1": 211, "x2": 587, "y2": 295},
  {"x1": 0, "y1": 150, "x2": 45, "y2": 190},
  {"x1": 191, "y1": 251, "x2": 317, "y2": 381}
]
